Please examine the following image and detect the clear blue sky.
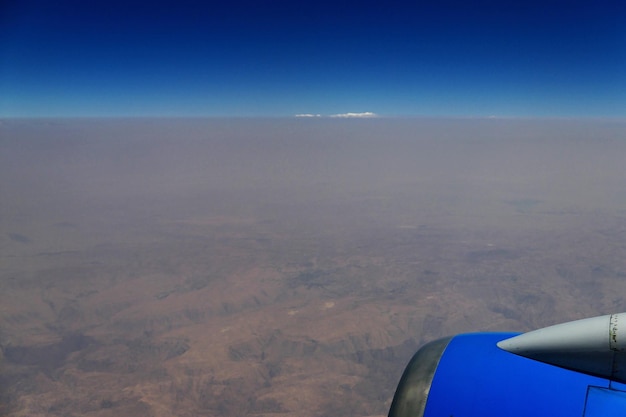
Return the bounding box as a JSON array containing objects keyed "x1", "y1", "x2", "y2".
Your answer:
[{"x1": 1, "y1": 0, "x2": 625, "y2": 117}]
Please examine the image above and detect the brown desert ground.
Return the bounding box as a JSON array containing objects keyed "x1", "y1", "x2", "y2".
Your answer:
[{"x1": 1, "y1": 118, "x2": 626, "y2": 416}]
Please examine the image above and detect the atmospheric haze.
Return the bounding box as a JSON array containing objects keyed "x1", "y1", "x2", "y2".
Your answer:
[{"x1": 1, "y1": 118, "x2": 626, "y2": 417}]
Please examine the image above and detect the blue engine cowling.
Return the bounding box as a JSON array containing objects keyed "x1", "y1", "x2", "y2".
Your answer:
[{"x1": 389, "y1": 330, "x2": 626, "y2": 417}]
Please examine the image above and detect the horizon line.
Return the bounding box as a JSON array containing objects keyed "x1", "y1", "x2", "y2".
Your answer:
[{"x1": 2, "y1": 115, "x2": 625, "y2": 122}]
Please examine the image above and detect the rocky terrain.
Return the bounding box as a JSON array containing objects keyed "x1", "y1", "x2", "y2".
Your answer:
[{"x1": 1, "y1": 118, "x2": 626, "y2": 416}]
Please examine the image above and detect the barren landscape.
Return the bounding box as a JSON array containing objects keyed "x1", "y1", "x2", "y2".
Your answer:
[{"x1": 1, "y1": 118, "x2": 626, "y2": 417}]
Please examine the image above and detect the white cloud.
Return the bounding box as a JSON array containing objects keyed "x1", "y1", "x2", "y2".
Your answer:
[
  {"x1": 329, "y1": 112, "x2": 378, "y2": 118},
  {"x1": 295, "y1": 112, "x2": 379, "y2": 118}
]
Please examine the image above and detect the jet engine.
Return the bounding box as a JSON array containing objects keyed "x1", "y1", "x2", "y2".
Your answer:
[{"x1": 388, "y1": 313, "x2": 626, "y2": 417}]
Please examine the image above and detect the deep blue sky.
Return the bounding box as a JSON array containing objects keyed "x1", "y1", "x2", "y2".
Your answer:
[{"x1": 1, "y1": 0, "x2": 625, "y2": 117}]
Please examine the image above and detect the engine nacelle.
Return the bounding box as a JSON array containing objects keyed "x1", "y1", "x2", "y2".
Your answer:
[{"x1": 389, "y1": 313, "x2": 626, "y2": 417}]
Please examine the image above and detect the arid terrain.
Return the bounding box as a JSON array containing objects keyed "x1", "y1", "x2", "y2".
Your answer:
[{"x1": 1, "y1": 118, "x2": 626, "y2": 417}]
